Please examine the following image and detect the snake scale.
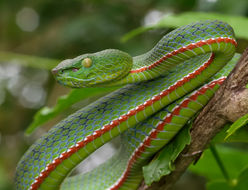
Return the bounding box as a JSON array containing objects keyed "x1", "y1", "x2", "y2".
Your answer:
[{"x1": 15, "y1": 20, "x2": 239, "y2": 190}]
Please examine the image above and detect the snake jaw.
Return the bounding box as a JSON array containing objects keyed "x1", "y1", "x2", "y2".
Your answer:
[{"x1": 55, "y1": 75, "x2": 96, "y2": 88}]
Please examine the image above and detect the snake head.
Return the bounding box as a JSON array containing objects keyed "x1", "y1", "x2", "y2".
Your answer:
[{"x1": 52, "y1": 49, "x2": 133, "y2": 88}]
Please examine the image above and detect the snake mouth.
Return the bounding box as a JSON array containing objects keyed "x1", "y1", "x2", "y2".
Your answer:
[{"x1": 55, "y1": 76, "x2": 96, "y2": 88}]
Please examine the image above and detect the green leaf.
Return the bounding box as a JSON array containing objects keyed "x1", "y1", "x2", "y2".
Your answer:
[
  {"x1": 0, "y1": 51, "x2": 59, "y2": 70},
  {"x1": 121, "y1": 26, "x2": 156, "y2": 43},
  {"x1": 225, "y1": 113, "x2": 248, "y2": 140},
  {"x1": 143, "y1": 123, "x2": 191, "y2": 185},
  {"x1": 190, "y1": 146, "x2": 248, "y2": 181},
  {"x1": 212, "y1": 124, "x2": 248, "y2": 143},
  {"x1": 235, "y1": 167, "x2": 248, "y2": 190},
  {"x1": 123, "y1": 12, "x2": 248, "y2": 41},
  {"x1": 207, "y1": 180, "x2": 234, "y2": 190},
  {"x1": 206, "y1": 167, "x2": 248, "y2": 190},
  {"x1": 25, "y1": 87, "x2": 119, "y2": 135}
]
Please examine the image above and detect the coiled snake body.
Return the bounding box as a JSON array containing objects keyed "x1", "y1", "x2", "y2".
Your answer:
[{"x1": 15, "y1": 20, "x2": 238, "y2": 190}]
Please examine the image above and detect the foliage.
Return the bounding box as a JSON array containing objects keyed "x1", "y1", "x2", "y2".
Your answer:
[
  {"x1": 190, "y1": 146, "x2": 248, "y2": 190},
  {"x1": 122, "y1": 12, "x2": 248, "y2": 42},
  {"x1": 190, "y1": 145, "x2": 246, "y2": 180},
  {"x1": 212, "y1": 124, "x2": 248, "y2": 143},
  {"x1": 225, "y1": 113, "x2": 248, "y2": 140},
  {"x1": 207, "y1": 167, "x2": 248, "y2": 190}
]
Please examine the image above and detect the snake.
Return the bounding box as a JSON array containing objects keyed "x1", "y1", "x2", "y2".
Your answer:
[{"x1": 15, "y1": 20, "x2": 238, "y2": 190}]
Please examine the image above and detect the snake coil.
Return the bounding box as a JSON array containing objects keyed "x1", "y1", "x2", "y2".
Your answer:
[{"x1": 15, "y1": 20, "x2": 237, "y2": 190}]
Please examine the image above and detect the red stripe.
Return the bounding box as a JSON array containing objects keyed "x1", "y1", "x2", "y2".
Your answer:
[
  {"x1": 30, "y1": 41, "x2": 224, "y2": 190},
  {"x1": 109, "y1": 77, "x2": 226, "y2": 190},
  {"x1": 130, "y1": 37, "x2": 237, "y2": 73}
]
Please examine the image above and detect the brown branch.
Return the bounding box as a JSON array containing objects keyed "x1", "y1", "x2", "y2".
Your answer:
[{"x1": 139, "y1": 48, "x2": 248, "y2": 190}]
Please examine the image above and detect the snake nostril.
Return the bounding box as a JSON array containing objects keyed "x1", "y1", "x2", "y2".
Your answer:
[{"x1": 72, "y1": 68, "x2": 79, "y2": 72}]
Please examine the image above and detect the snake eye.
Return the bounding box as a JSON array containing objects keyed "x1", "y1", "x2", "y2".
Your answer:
[{"x1": 81, "y1": 58, "x2": 92, "y2": 68}]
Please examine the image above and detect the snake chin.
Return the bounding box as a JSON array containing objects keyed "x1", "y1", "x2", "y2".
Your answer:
[{"x1": 55, "y1": 76, "x2": 96, "y2": 88}]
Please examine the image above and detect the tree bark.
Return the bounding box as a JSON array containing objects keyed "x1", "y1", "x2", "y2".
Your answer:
[{"x1": 139, "y1": 48, "x2": 248, "y2": 190}]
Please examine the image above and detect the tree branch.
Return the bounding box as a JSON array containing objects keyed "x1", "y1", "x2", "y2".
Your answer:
[{"x1": 139, "y1": 48, "x2": 248, "y2": 190}]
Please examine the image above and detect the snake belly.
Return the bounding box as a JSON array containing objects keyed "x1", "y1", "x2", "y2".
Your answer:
[{"x1": 15, "y1": 20, "x2": 237, "y2": 190}]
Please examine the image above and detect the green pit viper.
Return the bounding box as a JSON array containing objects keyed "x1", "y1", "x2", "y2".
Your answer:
[{"x1": 15, "y1": 20, "x2": 239, "y2": 190}]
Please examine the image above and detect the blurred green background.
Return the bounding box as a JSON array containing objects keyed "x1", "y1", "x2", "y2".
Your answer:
[{"x1": 1, "y1": 0, "x2": 248, "y2": 190}]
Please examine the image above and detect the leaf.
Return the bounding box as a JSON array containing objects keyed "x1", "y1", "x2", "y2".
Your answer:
[
  {"x1": 143, "y1": 123, "x2": 191, "y2": 185},
  {"x1": 25, "y1": 87, "x2": 119, "y2": 135},
  {"x1": 189, "y1": 146, "x2": 248, "y2": 181},
  {"x1": 225, "y1": 113, "x2": 248, "y2": 140},
  {"x1": 122, "y1": 12, "x2": 248, "y2": 41},
  {"x1": 207, "y1": 180, "x2": 234, "y2": 190},
  {"x1": 235, "y1": 167, "x2": 248, "y2": 190},
  {"x1": 121, "y1": 26, "x2": 156, "y2": 43},
  {"x1": 212, "y1": 124, "x2": 248, "y2": 143},
  {"x1": 0, "y1": 51, "x2": 59, "y2": 70},
  {"x1": 206, "y1": 167, "x2": 248, "y2": 190}
]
